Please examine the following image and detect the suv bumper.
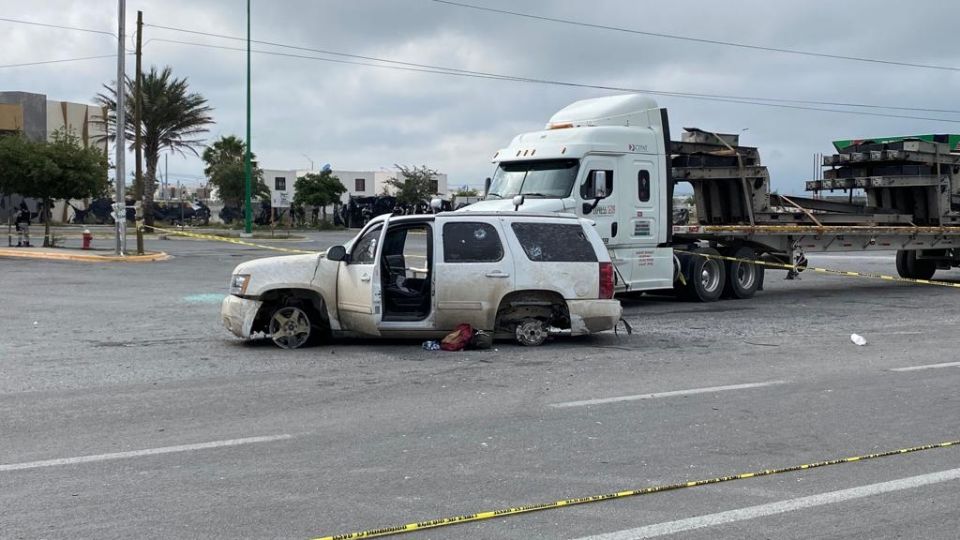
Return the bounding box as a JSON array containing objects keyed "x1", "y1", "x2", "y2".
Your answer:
[
  {"x1": 221, "y1": 294, "x2": 263, "y2": 339},
  {"x1": 566, "y1": 299, "x2": 622, "y2": 335}
]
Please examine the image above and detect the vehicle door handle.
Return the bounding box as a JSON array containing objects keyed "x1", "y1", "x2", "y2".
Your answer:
[
  {"x1": 360, "y1": 274, "x2": 371, "y2": 282},
  {"x1": 485, "y1": 271, "x2": 510, "y2": 278}
]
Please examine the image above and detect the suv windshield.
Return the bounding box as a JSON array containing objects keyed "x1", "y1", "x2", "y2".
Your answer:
[{"x1": 486, "y1": 159, "x2": 580, "y2": 199}]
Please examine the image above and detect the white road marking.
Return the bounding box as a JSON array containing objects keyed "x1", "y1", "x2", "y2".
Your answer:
[
  {"x1": 570, "y1": 467, "x2": 960, "y2": 540},
  {"x1": 548, "y1": 381, "x2": 787, "y2": 408},
  {"x1": 808, "y1": 255, "x2": 892, "y2": 260},
  {"x1": 0, "y1": 434, "x2": 293, "y2": 472},
  {"x1": 890, "y1": 361, "x2": 960, "y2": 372}
]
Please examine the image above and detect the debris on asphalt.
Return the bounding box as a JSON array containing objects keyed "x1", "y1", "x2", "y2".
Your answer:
[
  {"x1": 850, "y1": 333, "x2": 867, "y2": 346},
  {"x1": 422, "y1": 340, "x2": 441, "y2": 351}
]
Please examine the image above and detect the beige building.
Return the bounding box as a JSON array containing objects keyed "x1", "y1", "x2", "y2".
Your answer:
[{"x1": 0, "y1": 91, "x2": 109, "y2": 221}]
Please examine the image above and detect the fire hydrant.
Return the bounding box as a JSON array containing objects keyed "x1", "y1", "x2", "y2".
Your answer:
[{"x1": 82, "y1": 229, "x2": 93, "y2": 250}]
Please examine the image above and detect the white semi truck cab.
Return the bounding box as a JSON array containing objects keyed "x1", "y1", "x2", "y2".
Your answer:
[{"x1": 462, "y1": 94, "x2": 676, "y2": 293}]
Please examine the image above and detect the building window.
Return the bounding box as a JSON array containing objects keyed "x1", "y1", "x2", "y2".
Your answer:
[
  {"x1": 429, "y1": 180, "x2": 438, "y2": 193},
  {"x1": 275, "y1": 177, "x2": 286, "y2": 191},
  {"x1": 355, "y1": 178, "x2": 366, "y2": 192}
]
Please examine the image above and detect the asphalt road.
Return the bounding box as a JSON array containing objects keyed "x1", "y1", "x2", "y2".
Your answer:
[{"x1": 1, "y1": 232, "x2": 959, "y2": 539}]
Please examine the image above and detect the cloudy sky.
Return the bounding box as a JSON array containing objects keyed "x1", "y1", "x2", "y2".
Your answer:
[{"x1": 3, "y1": 0, "x2": 960, "y2": 193}]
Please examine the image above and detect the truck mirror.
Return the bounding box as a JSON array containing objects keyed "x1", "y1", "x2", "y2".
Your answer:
[
  {"x1": 430, "y1": 198, "x2": 443, "y2": 211},
  {"x1": 512, "y1": 195, "x2": 525, "y2": 211},
  {"x1": 484, "y1": 177, "x2": 492, "y2": 196},
  {"x1": 593, "y1": 170, "x2": 607, "y2": 199},
  {"x1": 326, "y1": 245, "x2": 347, "y2": 262}
]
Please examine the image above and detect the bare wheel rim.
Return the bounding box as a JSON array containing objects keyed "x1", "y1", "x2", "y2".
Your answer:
[
  {"x1": 700, "y1": 259, "x2": 722, "y2": 293},
  {"x1": 735, "y1": 261, "x2": 756, "y2": 290},
  {"x1": 269, "y1": 306, "x2": 311, "y2": 349},
  {"x1": 516, "y1": 319, "x2": 547, "y2": 346}
]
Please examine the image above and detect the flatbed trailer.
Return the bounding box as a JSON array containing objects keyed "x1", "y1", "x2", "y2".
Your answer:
[{"x1": 464, "y1": 93, "x2": 960, "y2": 302}]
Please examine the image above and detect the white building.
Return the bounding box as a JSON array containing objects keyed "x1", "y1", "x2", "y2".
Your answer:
[{"x1": 262, "y1": 168, "x2": 449, "y2": 209}]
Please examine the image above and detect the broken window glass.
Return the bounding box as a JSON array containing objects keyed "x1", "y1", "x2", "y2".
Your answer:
[
  {"x1": 511, "y1": 223, "x2": 598, "y2": 262},
  {"x1": 443, "y1": 222, "x2": 503, "y2": 262}
]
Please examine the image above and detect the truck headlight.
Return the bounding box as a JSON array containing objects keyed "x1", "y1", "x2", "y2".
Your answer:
[{"x1": 229, "y1": 274, "x2": 251, "y2": 296}]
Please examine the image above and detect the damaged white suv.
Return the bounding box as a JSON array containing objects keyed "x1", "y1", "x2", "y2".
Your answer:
[{"x1": 221, "y1": 212, "x2": 621, "y2": 349}]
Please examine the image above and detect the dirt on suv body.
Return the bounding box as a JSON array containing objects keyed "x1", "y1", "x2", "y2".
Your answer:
[{"x1": 221, "y1": 212, "x2": 621, "y2": 349}]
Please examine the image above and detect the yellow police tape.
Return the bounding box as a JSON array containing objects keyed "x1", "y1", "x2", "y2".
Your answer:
[
  {"x1": 676, "y1": 249, "x2": 960, "y2": 289},
  {"x1": 313, "y1": 438, "x2": 959, "y2": 540},
  {"x1": 143, "y1": 225, "x2": 316, "y2": 254}
]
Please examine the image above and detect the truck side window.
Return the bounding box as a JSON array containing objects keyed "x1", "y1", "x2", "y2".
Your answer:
[
  {"x1": 351, "y1": 225, "x2": 382, "y2": 264},
  {"x1": 638, "y1": 170, "x2": 650, "y2": 202},
  {"x1": 581, "y1": 169, "x2": 614, "y2": 199},
  {"x1": 443, "y1": 222, "x2": 503, "y2": 263}
]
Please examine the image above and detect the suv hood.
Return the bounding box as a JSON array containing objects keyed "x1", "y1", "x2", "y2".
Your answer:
[{"x1": 233, "y1": 253, "x2": 323, "y2": 296}]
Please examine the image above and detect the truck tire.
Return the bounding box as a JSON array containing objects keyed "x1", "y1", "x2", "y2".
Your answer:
[
  {"x1": 896, "y1": 250, "x2": 936, "y2": 280},
  {"x1": 679, "y1": 247, "x2": 725, "y2": 302},
  {"x1": 722, "y1": 246, "x2": 763, "y2": 299}
]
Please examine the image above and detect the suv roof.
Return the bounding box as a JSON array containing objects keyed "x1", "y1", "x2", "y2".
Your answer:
[{"x1": 367, "y1": 211, "x2": 584, "y2": 226}]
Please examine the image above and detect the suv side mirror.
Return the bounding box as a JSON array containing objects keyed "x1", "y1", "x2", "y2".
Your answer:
[{"x1": 327, "y1": 245, "x2": 348, "y2": 262}]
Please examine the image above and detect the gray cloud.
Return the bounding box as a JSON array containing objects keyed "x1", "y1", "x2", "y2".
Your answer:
[{"x1": 2, "y1": 0, "x2": 959, "y2": 191}]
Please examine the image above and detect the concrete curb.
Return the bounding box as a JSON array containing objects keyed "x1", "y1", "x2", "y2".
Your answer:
[{"x1": 0, "y1": 248, "x2": 171, "y2": 263}]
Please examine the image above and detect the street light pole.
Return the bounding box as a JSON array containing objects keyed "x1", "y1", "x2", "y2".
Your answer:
[
  {"x1": 243, "y1": 0, "x2": 253, "y2": 235},
  {"x1": 115, "y1": 0, "x2": 127, "y2": 255}
]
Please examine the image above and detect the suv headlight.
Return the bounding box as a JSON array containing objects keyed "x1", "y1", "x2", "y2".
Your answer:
[{"x1": 229, "y1": 274, "x2": 251, "y2": 296}]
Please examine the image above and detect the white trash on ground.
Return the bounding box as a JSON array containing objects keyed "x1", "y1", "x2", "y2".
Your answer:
[{"x1": 850, "y1": 333, "x2": 867, "y2": 346}]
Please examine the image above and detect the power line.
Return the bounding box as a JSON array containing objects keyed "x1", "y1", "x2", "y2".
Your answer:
[
  {"x1": 0, "y1": 54, "x2": 121, "y2": 70},
  {"x1": 0, "y1": 16, "x2": 115, "y2": 37},
  {"x1": 430, "y1": 0, "x2": 960, "y2": 73},
  {"x1": 143, "y1": 23, "x2": 960, "y2": 116},
  {"x1": 147, "y1": 37, "x2": 960, "y2": 124}
]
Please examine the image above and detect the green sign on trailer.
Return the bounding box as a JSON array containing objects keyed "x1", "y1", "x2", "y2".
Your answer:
[{"x1": 833, "y1": 134, "x2": 960, "y2": 152}]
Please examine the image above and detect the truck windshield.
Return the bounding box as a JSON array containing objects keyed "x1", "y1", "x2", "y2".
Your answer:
[{"x1": 486, "y1": 159, "x2": 580, "y2": 199}]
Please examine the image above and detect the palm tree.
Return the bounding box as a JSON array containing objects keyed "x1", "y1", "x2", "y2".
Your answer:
[
  {"x1": 202, "y1": 135, "x2": 245, "y2": 178},
  {"x1": 95, "y1": 66, "x2": 214, "y2": 226}
]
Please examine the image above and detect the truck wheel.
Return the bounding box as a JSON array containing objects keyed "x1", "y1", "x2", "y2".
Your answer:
[
  {"x1": 680, "y1": 248, "x2": 726, "y2": 302},
  {"x1": 896, "y1": 250, "x2": 936, "y2": 280},
  {"x1": 268, "y1": 305, "x2": 313, "y2": 349},
  {"x1": 515, "y1": 318, "x2": 548, "y2": 346},
  {"x1": 722, "y1": 246, "x2": 763, "y2": 299}
]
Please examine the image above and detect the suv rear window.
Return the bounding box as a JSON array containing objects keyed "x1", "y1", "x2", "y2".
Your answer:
[{"x1": 511, "y1": 223, "x2": 598, "y2": 262}]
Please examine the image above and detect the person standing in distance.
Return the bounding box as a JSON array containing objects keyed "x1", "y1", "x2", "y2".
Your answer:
[{"x1": 14, "y1": 201, "x2": 32, "y2": 247}]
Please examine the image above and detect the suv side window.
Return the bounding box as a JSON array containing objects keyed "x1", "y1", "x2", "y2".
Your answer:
[
  {"x1": 443, "y1": 222, "x2": 503, "y2": 262},
  {"x1": 511, "y1": 223, "x2": 598, "y2": 262},
  {"x1": 351, "y1": 225, "x2": 382, "y2": 264}
]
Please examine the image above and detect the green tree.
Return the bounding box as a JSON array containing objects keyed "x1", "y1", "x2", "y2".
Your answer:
[
  {"x1": 293, "y1": 170, "x2": 347, "y2": 223},
  {"x1": 385, "y1": 164, "x2": 439, "y2": 205},
  {"x1": 94, "y1": 66, "x2": 214, "y2": 226},
  {"x1": 453, "y1": 185, "x2": 478, "y2": 197},
  {"x1": 208, "y1": 161, "x2": 270, "y2": 210},
  {"x1": 202, "y1": 135, "x2": 244, "y2": 178},
  {"x1": 202, "y1": 135, "x2": 269, "y2": 211},
  {"x1": 0, "y1": 131, "x2": 108, "y2": 246}
]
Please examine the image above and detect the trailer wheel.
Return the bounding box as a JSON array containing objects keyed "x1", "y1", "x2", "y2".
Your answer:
[
  {"x1": 679, "y1": 247, "x2": 725, "y2": 302},
  {"x1": 722, "y1": 246, "x2": 763, "y2": 299},
  {"x1": 896, "y1": 250, "x2": 936, "y2": 280}
]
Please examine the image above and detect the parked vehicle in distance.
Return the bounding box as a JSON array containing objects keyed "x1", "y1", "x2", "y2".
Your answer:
[{"x1": 221, "y1": 212, "x2": 621, "y2": 349}]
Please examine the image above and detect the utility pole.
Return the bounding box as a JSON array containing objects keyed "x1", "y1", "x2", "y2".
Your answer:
[
  {"x1": 134, "y1": 10, "x2": 144, "y2": 254},
  {"x1": 114, "y1": 0, "x2": 127, "y2": 255},
  {"x1": 243, "y1": 0, "x2": 253, "y2": 236}
]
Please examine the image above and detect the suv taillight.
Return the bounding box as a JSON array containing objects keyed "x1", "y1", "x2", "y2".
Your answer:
[{"x1": 599, "y1": 262, "x2": 614, "y2": 299}]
